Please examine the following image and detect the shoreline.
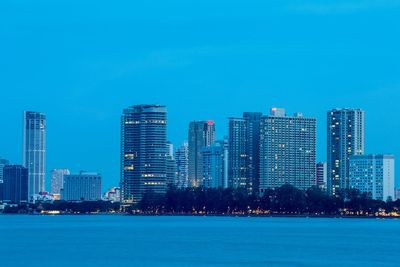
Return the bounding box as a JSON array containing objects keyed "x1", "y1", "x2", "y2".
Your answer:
[{"x1": 1, "y1": 212, "x2": 399, "y2": 219}]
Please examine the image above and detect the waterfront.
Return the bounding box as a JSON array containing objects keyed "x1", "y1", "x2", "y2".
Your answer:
[{"x1": 1, "y1": 216, "x2": 399, "y2": 266}]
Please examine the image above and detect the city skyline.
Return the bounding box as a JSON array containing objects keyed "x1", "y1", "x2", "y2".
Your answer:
[
  {"x1": 1, "y1": 1, "x2": 400, "y2": 190},
  {"x1": 0, "y1": 105, "x2": 398, "y2": 191}
]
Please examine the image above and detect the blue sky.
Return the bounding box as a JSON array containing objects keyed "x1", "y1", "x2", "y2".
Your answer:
[{"x1": 1, "y1": 0, "x2": 400, "y2": 190}]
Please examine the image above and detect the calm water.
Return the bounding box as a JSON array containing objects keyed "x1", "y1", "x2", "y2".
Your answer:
[{"x1": 0, "y1": 216, "x2": 400, "y2": 267}]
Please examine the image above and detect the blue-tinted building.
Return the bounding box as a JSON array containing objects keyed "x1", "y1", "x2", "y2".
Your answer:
[
  {"x1": 62, "y1": 171, "x2": 102, "y2": 201},
  {"x1": 120, "y1": 105, "x2": 168, "y2": 204},
  {"x1": 228, "y1": 112, "x2": 262, "y2": 194},
  {"x1": 1, "y1": 165, "x2": 28, "y2": 203},
  {"x1": 23, "y1": 111, "x2": 46, "y2": 197},
  {"x1": 260, "y1": 108, "x2": 317, "y2": 192},
  {"x1": 202, "y1": 140, "x2": 228, "y2": 189},
  {"x1": 327, "y1": 109, "x2": 365, "y2": 196}
]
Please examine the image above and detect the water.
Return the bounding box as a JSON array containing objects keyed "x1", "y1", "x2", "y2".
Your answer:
[{"x1": 0, "y1": 215, "x2": 400, "y2": 267}]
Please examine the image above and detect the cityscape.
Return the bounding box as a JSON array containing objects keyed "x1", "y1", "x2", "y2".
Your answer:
[
  {"x1": 0, "y1": 105, "x2": 397, "y2": 215},
  {"x1": 2, "y1": 1, "x2": 400, "y2": 266}
]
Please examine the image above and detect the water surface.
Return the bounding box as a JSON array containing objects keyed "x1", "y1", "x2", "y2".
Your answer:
[{"x1": 0, "y1": 216, "x2": 399, "y2": 266}]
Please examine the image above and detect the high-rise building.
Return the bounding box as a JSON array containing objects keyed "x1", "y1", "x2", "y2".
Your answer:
[
  {"x1": 1, "y1": 165, "x2": 28, "y2": 203},
  {"x1": 202, "y1": 140, "x2": 227, "y2": 189},
  {"x1": 0, "y1": 158, "x2": 9, "y2": 201},
  {"x1": 188, "y1": 121, "x2": 216, "y2": 187},
  {"x1": 327, "y1": 109, "x2": 365, "y2": 196},
  {"x1": 0, "y1": 158, "x2": 10, "y2": 183},
  {"x1": 50, "y1": 169, "x2": 70, "y2": 195},
  {"x1": 175, "y1": 142, "x2": 189, "y2": 189},
  {"x1": 62, "y1": 171, "x2": 102, "y2": 201},
  {"x1": 166, "y1": 142, "x2": 177, "y2": 187},
  {"x1": 228, "y1": 112, "x2": 262, "y2": 193},
  {"x1": 349, "y1": 155, "x2": 395, "y2": 201},
  {"x1": 23, "y1": 111, "x2": 46, "y2": 197},
  {"x1": 260, "y1": 108, "x2": 317, "y2": 193},
  {"x1": 316, "y1": 162, "x2": 328, "y2": 190},
  {"x1": 228, "y1": 118, "x2": 247, "y2": 189},
  {"x1": 120, "y1": 105, "x2": 168, "y2": 204}
]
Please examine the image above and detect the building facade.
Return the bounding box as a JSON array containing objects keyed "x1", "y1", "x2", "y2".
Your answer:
[
  {"x1": 327, "y1": 109, "x2": 365, "y2": 196},
  {"x1": 260, "y1": 108, "x2": 317, "y2": 193},
  {"x1": 120, "y1": 105, "x2": 168, "y2": 204},
  {"x1": 188, "y1": 121, "x2": 216, "y2": 188},
  {"x1": 228, "y1": 112, "x2": 262, "y2": 193},
  {"x1": 202, "y1": 140, "x2": 227, "y2": 189},
  {"x1": 1, "y1": 165, "x2": 28, "y2": 203},
  {"x1": 0, "y1": 158, "x2": 10, "y2": 183},
  {"x1": 62, "y1": 171, "x2": 102, "y2": 201},
  {"x1": 349, "y1": 154, "x2": 395, "y2": 201},
  {"x1": 316, "y1": 162, "x2": 328, "y2": 190},
  {"x1": 166, "y1": 142, "x2": 177, "y2": 187},
  {"x1": 23, "y1": 111, "x2": 46, "y2": 197},
  {"x1": 175, "y1": 142, "x2": 189, "y2": 189},
  {"x1": 50, "y1": 169, "x2": 70, "y2": 195}
]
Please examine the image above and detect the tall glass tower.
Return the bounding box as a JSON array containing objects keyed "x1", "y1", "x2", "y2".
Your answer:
[
  {"x1": 228, "y1": 112, "x2": 262, "y2": 194},
  {"x1": 120, "y1": 105, "x2": 167, "y2": 204},
  {"x1": 23, "y1": 111, "x2": 46, "y2": 197},
  {"x1": 188, "y1": 121, "x2": 216, "y2": 188},
  {"x1": 327, "y1": 108, "x2": 365, "y2": 196}
]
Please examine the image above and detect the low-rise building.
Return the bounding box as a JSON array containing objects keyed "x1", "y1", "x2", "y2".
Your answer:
[{"x1": 62, "y1": 171, "x2": 102, "y2": 201}]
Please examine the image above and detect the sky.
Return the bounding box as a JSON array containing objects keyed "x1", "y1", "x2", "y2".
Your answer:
[{"x1": 1, "y1": 0, "x2": 400, "y2": 190}]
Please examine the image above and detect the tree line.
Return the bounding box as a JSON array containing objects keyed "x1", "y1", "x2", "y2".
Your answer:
[{"x1": 135, "y1": 185, "x2": 400, "y2": 216}]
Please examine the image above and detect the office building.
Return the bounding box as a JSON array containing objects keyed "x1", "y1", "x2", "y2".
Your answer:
[
  {"x1": 327, "y1": 109, "x2": 365, "y2": 196},
  {"x1": 62, "y1": 171, "x2": 102, "y2": 201},
  {"x1": 202, "y1": 140, "x2": 227, "y2": 189},
  {"x1": 175, "y1": 142, "x2": 189, "y2": 189},
  {"x1": 260, "y1": 108, "x2": 317, "y2": 193},
  {"x1": 316, "y1": 162, "x2": 328, "y2": 190},
  {"x1": 23, "y1": 111, "x2": 46, "y2": 197},
  {"x1": 1, "y1": 165, "x2": 28, "y2": 203},
  {"x1": 120, "y1": 105, "x2": 168, "y2": 204},
  {"x1": 50, "y1": 169, "x2": 70, "y2": 195},
  {"x1": 349, "y1": 154, "x2": 395, "y2": 201},
  {"x1": 228, "y1": 112, "x2": 262, "y2": 193},
  {"x1": 188, "y1": 121, "x2": 216, "y2": 187}
]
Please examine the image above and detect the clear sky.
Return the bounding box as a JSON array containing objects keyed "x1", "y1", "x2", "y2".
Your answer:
[{"x1": 1, "y1": 0, "x2": 400, "y2": 190}]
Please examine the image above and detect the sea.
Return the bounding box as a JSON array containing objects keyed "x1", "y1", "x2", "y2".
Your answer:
[{"x1": 0, "y1": 215, "x2": 399, "y2": 267}]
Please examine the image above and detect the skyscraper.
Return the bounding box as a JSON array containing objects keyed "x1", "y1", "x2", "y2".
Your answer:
[
  {"x1": 327, "y1": 108, "x2": 365, "y2": 196},
  {"x1": 349, "y1": 154, "x2": 395, "y2": 201},
  {"x1": 228, "y1": 112, "x2": 262, "y2": 193},
  {"x1": 50, "y1": 169, "x2": 70, "y2": 195},
  {"x1": 202, "y1": 140, "x2": 227, "y2": 189},
  {"x1": 120, "y1": 105, "x2": 168, "y2": 204},
  {"x1": 175, "y1": 142, "x2": 189, "y2": 189},
  {"x1": 1, "y1": 165, "x2": 28, "y2": 203},
  {"x1": 166, "y1": 142, "x2": 177, "y2": 187},
  {"x1": 228, "y1": 118, "x2": 247, "y2": 189},
  {"x1": 188, "y1": 121, "x2": 216, "y2": 187},
  {"x1": 23, "y1": 111, "x2": 46, "y2": 197},
  {"x1": 260, "y1": 108, "x2": 317, "y2": 193},
  {"x1": 62, "y1": 171, "x2": 102, "y2": 201}
]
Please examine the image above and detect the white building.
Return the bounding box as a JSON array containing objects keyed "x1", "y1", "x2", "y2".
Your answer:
[
  {"x1": 50, "y1": 169, "x2": 70, "y2": 195},
  {"x1": 62, "y1": 171, "x2": 102, "y2": 201},
  {"x1": 349, "y1": 155, "x2": 395, "y2": 201},
  {"x1": 260, "y1": 108, "x2": 317, "y2": 192}
]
